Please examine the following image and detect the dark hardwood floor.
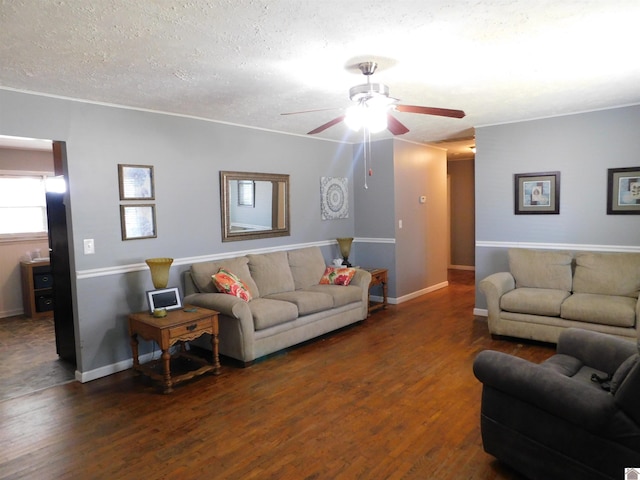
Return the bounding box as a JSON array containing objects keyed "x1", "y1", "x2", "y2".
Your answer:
[
  {"x1": 0, "y1": 314, "x2": 75, "y2": 402},
  {"x1": 0, "y1": 270, "x2": 555, "y2": 479}
]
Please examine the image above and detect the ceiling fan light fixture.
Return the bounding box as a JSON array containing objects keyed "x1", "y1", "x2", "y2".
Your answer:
[{"x1": 345, "y1": 105, "x2": 387, "y2": 133}]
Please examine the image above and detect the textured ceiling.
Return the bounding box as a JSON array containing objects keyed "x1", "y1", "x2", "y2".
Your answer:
[{"x1": 2, "y1": 0, "x2": 640, "y2": 154}]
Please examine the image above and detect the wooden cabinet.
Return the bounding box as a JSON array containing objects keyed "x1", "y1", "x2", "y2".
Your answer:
[{"x1": 21, "y1": 260, "x2": 54, "y2": 319}]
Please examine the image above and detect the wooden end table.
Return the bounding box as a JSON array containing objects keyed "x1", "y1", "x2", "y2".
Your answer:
[
  {"x1": 365, "y1": 268, "x2": 388, "y2": 314},
  {"x1": 128, "y1": 306, "x2": 221, "y2": 393}
]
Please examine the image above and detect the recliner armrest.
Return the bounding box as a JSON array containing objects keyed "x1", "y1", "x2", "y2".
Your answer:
[
  {"x1": 473, "y1": 350, "x2": 617, "y2": 432},
  {"x1": 557, "y1": 328, "x2": 638, "y2": 375}
]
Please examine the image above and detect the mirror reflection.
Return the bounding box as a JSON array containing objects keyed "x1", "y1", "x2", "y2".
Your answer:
[{"x1": 220, "y1": 171, "x2": 290, "y2": 242}]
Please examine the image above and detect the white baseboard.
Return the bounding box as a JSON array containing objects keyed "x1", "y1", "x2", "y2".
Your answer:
[
  {"x1": 448, "y1": 265, "x2": 475, "y2": 271},
  {"x1": 76, "y1": 351, "x2": 158, "y2": 383},
  {"x1": 393, "y1": 281, "x2": 449, "y2": 305},
  {"x1": 474, "y1": 308, "x2": 488, "y2": 317},
  {"x1": 0, "y1": 308, "x2": 24, "y2": 319}
]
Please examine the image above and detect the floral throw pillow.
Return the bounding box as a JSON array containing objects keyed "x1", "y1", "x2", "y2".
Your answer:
[
  {"x1": 319, "y1": 266, "x2": 356, "y2": 286},
  {"x1": 212, "y1": 268, "x2": 252, "y2": 302}
]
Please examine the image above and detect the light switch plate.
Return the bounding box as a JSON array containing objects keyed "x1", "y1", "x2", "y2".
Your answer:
[{"x1": 83, "y1": 238, "x2": 95, "y2": 255}]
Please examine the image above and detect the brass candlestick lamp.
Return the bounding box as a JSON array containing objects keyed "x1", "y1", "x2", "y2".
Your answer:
[{"x1": 336, "y1": 237, "x2": 353, "y2": 267}]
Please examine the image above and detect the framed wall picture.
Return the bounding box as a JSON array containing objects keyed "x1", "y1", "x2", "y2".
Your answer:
[
  {"x1": 320, "y1": 176, "x2": 349, "y2": 220},
  {"x1": 607, "y1": 167, "x2": 640, "y2": 214},
  {"x1": 120, "y1": 204, "x2": 157, "y2": 240},
  {"x1": 118, "y1": 164, "x2": 155, "y2": 200},
  {"x1": 514, "y1": 171, "x2": 560, "y2": 214},
  {"x1": 146, "y1": 287, "x2": 182, "y2": 313}
]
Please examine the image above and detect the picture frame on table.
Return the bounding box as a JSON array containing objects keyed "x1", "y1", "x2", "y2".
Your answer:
[
  {"x1": 514, "y1": 171, "x2": 560, "y2": 215},
  {"x1": 118, "y1": 164, "x2": 155, "y2": 200},
  {"x1": 146, "y1": 287, "x2": 182, "y2": 314},
  {"x1": 607, "y1": 166, "x2": 640, "y2": 214}
]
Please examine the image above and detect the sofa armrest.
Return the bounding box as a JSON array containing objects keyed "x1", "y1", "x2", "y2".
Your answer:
[
  {"x1": 351, "y1": 269, "x2": 372, "y2": 318},
  {"x1": 557, "y1": 328, "x2": 638, "y2": 375},
  {"x1": 184, "y1": 292, "x2": 255, "y2": 361},
  {"x1": 183, "y1": 292, "x2": 249, "y2": 319},
  {"x1": 473, "y1": 350, "x2": 617, "y2": 432},
  {"x1": 479, "y1": 272, "x2": 515, "y2": 326},
  {"x1": 351, "y1": 268, "x2": 372, "y2": 289}
]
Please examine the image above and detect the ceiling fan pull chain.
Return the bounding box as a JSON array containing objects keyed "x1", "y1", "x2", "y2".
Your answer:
[
  {"x1": 367, "y1": 128, "x2": 373, "y2": 177},
  {"x1": 363, "y1": 128, "x2": 369, "y2": 189}
]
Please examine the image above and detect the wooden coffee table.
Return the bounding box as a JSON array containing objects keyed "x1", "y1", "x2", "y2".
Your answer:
[{"x1": 128, "y1": 306, "x2": 221, "y2": 393}]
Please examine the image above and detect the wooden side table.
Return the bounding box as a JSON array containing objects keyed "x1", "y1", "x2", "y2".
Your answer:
[
  {"x1": 128, "y1": 306, "x2": 221, "y2": 393},
  {"x1": 365, "y1": 268, "x2": 388, "y2": 314}
]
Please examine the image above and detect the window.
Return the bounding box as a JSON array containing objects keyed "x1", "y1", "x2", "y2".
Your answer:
[
  {"x1": 237, "y1": 180, "x2": 255, "y2": 207},
  {"x1": 0, "y1": 174, "x2": 49, "y2": 235}
]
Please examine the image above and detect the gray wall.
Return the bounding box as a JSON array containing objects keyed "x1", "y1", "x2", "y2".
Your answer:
[
  {"x1": 352, "y1": 139, "x2": 396, "y2": 294},
  {"x1": 353, "y1": 138, "x2": 448, "y2": 299},
  {"x1": 475, "y1": 104, "x2": 640, "y2": 310},
  {"x1": 0, "y1": 89, "x2": 359, "y2": 379},
  {"x1": 394, "y1": 140, "x2": 448, "y2": 296}
]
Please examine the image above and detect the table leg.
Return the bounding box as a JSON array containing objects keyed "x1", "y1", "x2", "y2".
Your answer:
[
  {"x1": 211, "y1": 333, "x2": 221, "y2": 375},
  {"x1": 130, "y1": 333, "x2": 140, "y2": 371},
  {"x1": 161, "y1": 348, "x2": 173, "y2": 394},
  {"x1": 381, "y1": 279, "x2": 388, "y2": 308}
]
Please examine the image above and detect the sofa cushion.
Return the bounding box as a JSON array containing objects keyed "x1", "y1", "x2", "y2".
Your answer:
[
  {"x1": 212, "y1": 268, "x2": 252, "y2": 302},
  {"x1": 265, "y1": 290, "x2": 334, "y2": 316},
  {"x1": 573, "y1": 252, "x2": 640, "y2": 298},
  {"x1": 500, "y1": 287, "x2": 570, "y2": 316},
  {"x1": 287, "y1": 246, "x2": 326, "y2": 290},
  {"x1": 508, "y1": 249, "x2": 573, "y2": 291},
  {"x1": 319, "y1": 267, "x2": 356, "y2": 286},
  {"x1": 248, "y1": 298, "x2": 299, "y2": 330},
  {"x1": 561, "y1": 293, "x2": 637, "y2": 327},
  {"x1": 248, "y1": 251, "x2": 295, "y2": 296},
  {"x1": 190, "y1": 256, "x2": 260, "y2": 297},
  {"x1": 306, "y1": 284, "x2": 362, "y2": 308}
]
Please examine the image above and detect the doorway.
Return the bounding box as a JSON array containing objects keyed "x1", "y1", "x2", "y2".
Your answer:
[{"x1": 0, "y1": 136, "x2": 76, "y2": 400}]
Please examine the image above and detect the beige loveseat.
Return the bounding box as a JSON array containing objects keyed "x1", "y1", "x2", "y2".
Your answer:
[
  {"x1": 182, "y1": 246, "x2": 371, "y2": 364},
  {"x1": 480, "y1": 248, "x2": 640, "y2": 343}
]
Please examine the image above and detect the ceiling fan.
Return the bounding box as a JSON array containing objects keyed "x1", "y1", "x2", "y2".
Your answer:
[{"x1": 282, "y1": 61, "x2": 466, "y2": 136}]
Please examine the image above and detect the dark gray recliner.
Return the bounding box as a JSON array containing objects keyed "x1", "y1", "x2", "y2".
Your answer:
[{"x1": 473, "y1": 328, "x2": 640, "y2": 480}]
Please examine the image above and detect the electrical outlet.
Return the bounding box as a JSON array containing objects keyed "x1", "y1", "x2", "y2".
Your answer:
[
  {"x1": 399, "y1": 219, "x2": 403, "y2": 229},
  {"x1": 83, "y1": 238, "x2": 95, "y2": 255}
]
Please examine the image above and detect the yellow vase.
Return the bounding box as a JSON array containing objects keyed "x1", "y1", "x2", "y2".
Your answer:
[{"x1": 145, "y1": 257, "x2": 173, "y2": 289}]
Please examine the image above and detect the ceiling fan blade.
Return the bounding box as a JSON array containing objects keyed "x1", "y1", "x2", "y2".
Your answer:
[
  {"x1": 307, "y1": 115, "x2": 346, "y2": 135},
  {"x1": 387, "y1": 114, "x2": 410, "y2": 135},
  {"x1": 395, "y1": 104, "x2": 466, "y2": 119},
  {"x1": 281, "y1": 107, "x2": 341, "y2": 116}
]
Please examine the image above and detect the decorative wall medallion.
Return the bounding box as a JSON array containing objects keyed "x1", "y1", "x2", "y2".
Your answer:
[{"x1": 320, "y1": 177, "x2": 348, "y2": 220}]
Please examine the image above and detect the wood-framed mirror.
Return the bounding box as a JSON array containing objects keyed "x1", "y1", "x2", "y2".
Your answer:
[{"x1": 220, "y1": 171, "x2": 290, "y2": 242}]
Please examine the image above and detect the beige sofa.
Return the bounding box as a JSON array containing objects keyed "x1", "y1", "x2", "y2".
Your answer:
[
  {"x1": 479, "y1": 248, "x2": 640, "y2": 343},
  {"x1": 183, "y1": 246, "x2": 371, "y2": 364}
]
